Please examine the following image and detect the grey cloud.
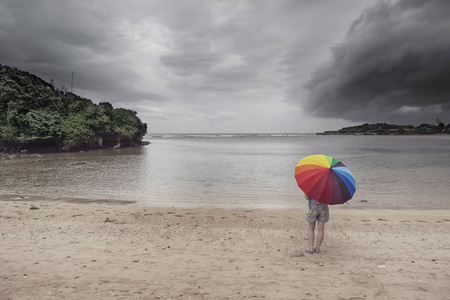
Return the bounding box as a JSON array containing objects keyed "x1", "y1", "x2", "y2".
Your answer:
[
  {"x1": 161, "y1": 50, "x2": 220, "y2": 76},
  {"x1": 158, "y1": 0, "x2": 295, "y2": 99},
  {"x1": 1, "y1": 0, "x2": 385, "y2": 133},
  {"x1": 303, "y1": 0, "x2": 450, "y2": 124},
  {"x1": 0, "y1": 0, "x2": 164, "y2": 105}
]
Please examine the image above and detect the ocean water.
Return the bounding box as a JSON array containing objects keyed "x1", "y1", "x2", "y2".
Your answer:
[{"x1": 1, "y1": 134, "x2": 449, "y2": 210}]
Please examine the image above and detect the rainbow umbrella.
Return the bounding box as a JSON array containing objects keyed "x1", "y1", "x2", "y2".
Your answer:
[{"x1": 295, "y1": 154, "x2": 356, "y2": 205}]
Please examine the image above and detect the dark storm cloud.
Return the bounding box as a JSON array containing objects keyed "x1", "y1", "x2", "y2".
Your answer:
[{"x1": 303, "y1": 0, "x2": 450, "y2": 124}]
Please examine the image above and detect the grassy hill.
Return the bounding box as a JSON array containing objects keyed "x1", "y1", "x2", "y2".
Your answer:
[{"x1": 0, "y1": 64, "x2": 147, "y2": 153}]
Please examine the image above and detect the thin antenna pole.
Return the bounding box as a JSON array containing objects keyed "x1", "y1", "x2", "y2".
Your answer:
[{"x1": 71, "y1": 71, "x2": 74, "y2": 93}]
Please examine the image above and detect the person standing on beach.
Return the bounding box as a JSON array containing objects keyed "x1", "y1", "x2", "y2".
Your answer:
[{"x1": 304, "y1": 193, "x2": 329, "y2": 254}]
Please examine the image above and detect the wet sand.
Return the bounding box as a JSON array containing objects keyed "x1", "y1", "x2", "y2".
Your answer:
[{"x1": 1, "y1": 197, "x2": 449, "y2": 299}]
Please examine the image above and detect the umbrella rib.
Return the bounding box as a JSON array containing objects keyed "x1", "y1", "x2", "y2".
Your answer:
[
  {"x1": 305, "y1": 171, "x2": 332, "y2": 204},
  {"x1": 333, "y1": 167, "x2": 356, "y2": 196}
]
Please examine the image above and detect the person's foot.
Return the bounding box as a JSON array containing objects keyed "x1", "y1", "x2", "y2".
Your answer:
[
  {"x1": 314, "y1": 248, "x2": 320, "y2": 254},
  {"x1": 305, "y1": 249, "x2": 314, "y2": 254}
]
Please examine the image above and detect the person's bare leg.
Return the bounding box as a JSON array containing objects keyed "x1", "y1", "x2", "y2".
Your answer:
[
  {"x1": 315, "y1": 221, "x2": 325, "y2": 253},
  {"x1": 307, "y1": 222, "x2": 315, "y2": 252}
]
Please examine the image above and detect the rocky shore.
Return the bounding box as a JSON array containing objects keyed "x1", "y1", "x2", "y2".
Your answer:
[{"x1": 0, "y1": 136, "x2": 150, "y2": 154}]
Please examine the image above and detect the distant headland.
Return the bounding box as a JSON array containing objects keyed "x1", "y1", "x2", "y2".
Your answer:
[
  {"x1": 318, "y1": 121, "x2": 450, "y2": 135},
  {"x1": 0, "y1": 64, "x2": 148, "y2": 154}
]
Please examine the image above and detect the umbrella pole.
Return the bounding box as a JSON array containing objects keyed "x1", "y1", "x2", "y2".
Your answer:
[{"x1": 307, "y1": 199, "x2": 311, "y2": 216}]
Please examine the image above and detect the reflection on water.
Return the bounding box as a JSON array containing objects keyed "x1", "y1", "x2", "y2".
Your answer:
[{"x1": 1, "y1": 134, "x2": 450, "y2": 210}]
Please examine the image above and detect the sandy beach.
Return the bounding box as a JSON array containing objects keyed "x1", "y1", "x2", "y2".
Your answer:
[{"x1": 1, "y1": 196, "x2": 449, "y2": 300}]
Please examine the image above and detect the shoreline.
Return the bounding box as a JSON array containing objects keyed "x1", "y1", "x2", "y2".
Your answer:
[
  {"x1": 0, "y1": 192, "x2": 447, "y2": 211},
  {"x1": 1, "y1": 198, "x2": 449, "y2": 299}
]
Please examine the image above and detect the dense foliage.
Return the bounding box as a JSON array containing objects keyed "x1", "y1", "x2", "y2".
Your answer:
[
  {"x1": 320, "y1": 122, "x2": 450, "y2": 135},
  {"x1": 0, "y1": 64, "x2": 147, "y2": 149}
]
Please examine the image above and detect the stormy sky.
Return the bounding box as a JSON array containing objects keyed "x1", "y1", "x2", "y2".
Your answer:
[{"x1": 1, "y1": 0, "x2": 448, "y2": 133}]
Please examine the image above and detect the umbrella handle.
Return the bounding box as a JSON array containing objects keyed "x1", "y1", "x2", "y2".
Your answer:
[{"x1": 306, "y1": 199, "x2": 311, "y2": 216}]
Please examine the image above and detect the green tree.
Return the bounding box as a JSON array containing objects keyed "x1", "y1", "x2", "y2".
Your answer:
[
  {"x1": 62, "y1": 113, "x2": 95, "y2": 142},
  {"x1": 24, "y1": 109, "x2": 62, "y2": 138}
]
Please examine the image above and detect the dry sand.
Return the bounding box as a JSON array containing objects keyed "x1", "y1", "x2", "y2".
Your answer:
[{"x1": 1, "y1": 196, "x2": 449, "y2": 300}]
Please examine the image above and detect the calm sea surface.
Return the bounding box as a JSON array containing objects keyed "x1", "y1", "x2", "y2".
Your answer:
[{"x1": 1, "y1": 134, "x2": 449, "y2": 210}]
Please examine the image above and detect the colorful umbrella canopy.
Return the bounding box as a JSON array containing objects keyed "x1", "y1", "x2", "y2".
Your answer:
[{"x1": 295, "y1": 154, "x2": 356, "y2": 205}]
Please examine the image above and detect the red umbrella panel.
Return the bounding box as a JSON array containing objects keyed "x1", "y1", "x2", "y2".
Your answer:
[{"x1": 295, "y1": 154, "x2": 356, "y2": 205}]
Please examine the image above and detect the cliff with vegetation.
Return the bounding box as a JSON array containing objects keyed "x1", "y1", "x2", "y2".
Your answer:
[
  {"x1": 318, "y1": 122, "x2": 450, "y2": 135},
  {"x1": 0, "y1": 64, "x2": 147, "y2": 153}
]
